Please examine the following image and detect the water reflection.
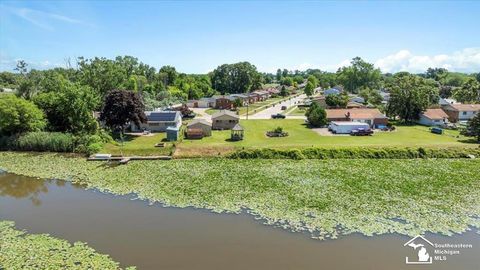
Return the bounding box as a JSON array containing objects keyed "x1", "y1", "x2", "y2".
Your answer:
[{"x1": 0, "y1": 173, "x2": 49, "y2": 206}]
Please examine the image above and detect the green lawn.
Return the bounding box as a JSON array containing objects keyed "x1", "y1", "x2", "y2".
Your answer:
[
  {"x1": 287, "y1": 106, "x2": 306, "y2": 116},
  {"x1": 101, "y1": 133, "x2": 173, "y2": 156},
  {"x1": 178, "y1": 119, "x2": 474, "y2": 156}
]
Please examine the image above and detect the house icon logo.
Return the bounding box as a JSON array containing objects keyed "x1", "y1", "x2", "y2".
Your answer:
[{"x1": 404, "y1": 235, "x2": 433, "y2": 264}]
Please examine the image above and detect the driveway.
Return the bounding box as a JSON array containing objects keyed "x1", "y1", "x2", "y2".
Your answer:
[
  {"x1": 191, "y1": 108, "x2": 212, "y2": 121},
  {"x1": 244, "y1": 94, "x2": 307, "y2": 119}
]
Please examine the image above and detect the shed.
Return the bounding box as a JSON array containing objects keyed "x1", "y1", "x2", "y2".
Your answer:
[
  {"x1": 187, "y1": 119, "x2": 212, "y2": 137},
  {"x1": 231, "y1": 124, "x2": 244, "y2": 141},
  {"x1": 166, "y1": 126, "x2": 180, "y2": 141}
]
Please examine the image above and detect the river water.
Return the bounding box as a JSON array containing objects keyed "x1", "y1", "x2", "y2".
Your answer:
[{"x1": 0, "y1": 172, "x2": 478, "y2": 270}]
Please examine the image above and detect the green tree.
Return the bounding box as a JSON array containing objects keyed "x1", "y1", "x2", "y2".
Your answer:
[
  {"x1": 307, "y1": 75, "x2": 318, "y2": 88},
  {"x1": 211, "y1": 62, "x2": 262, "y2": 94},
  {"x1": 453, "y1": 78, "x2": 480, "y2": 103},
  {"x1": 0, "y1": 95, "x2": 46, "y2": 135},
  {"x1": 276, "y1": 69, "x2": 282, "y2": 81},
  {"x1": 304, "y1": 81, "x2": 315, "y2": 97},
  {"x1": 78, "y1": 57, "x2": 127, "y2": 96},
  {"x1": 233, "y1": 98, "x2": 243, "y2": 109},
  {"x1": 386, "y1": 74, "x2": 439, "y2": 122},
  {"x1": 33, "y1": 80, "x2": 100, "y2": 134},
  {"x1": 305, "y1": 102, "x2": 327, "y2": 127},
  {"x1": 280, "y1": 85, "x2": 289, "y2": 97},
  {"x1": 99, "y1": 90, "x2": 147, "y2": 135},
  {"x1": 325, "y1": 93, "x2": 349, "y2": 108},
  {"x1": 461, "y1": 113, "x2": 480, "y2": 142},
  {"x1": 336, "y1": 57, "x2": 381, "y2": 93},
  {"x1": 358, "y1": 87, "x2": 383, "y2": 105},
  {"x1": 281, "y1": 76, "x2": 294, "y2": 86}
]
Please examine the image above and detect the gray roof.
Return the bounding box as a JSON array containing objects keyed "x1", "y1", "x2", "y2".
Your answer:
[
  {"x1": 146, "y1": 111, "x2": 180, "y2": 122},
  {"x1": 232, "y1": 124, "x2": 244, "y2": 131},
  {"x1": 187, "y1": 119, "x2": 212, "y2": 127},
  {"x1": 211, "y1": 110, "x2": 239, "y2": 119}
]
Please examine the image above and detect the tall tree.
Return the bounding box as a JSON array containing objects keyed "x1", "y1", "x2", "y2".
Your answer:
[
  {"x1": 211, "y1": 62, "x2": 262, "y2": 94},
  {"x1": 304, "y1": 81, "x2": 315, "y2": 97},
  {"x1": 99, "y1": 90, "x2": 147, "y2": 134},
  {"x1": 276, "y1": 69, "x2": 282, "y2": 81},
  {"x1": 453, "y1": 78, "x2": 480, "y2": 103},
  {"x1": 336, "y1": 57, "x2": 381, "y2": 93},
  {"x1": 386, "y1": 74, "x2": 439, "y2": 122},
  {"x1": 33, "y1": 78, "x2": 100, "y2": 134}
]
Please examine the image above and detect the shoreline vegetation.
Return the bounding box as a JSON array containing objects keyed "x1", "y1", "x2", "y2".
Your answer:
[
  {"x1": 0, "y1": 152, "x2": 479, "y2": 241},
  {"x1": 0, "y1": 221, "x2": 133, "y2": 270}
]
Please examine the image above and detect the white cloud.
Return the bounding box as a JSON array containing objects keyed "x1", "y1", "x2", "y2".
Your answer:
[
  {"x1": 7, "y1": 6, "x2": 91, "y2": 31},
  {"x1": 374, "y1": 48, "x2": 480, "y2": 73}
]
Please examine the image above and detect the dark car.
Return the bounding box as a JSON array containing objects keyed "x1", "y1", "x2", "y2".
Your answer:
[
  {"x1": 430, "y1": 127, "x2": 443, "y2": 134},
  {"x1": 281, "y1": 106, "x2": 287, "y2": 110},
  {"x1": 351, "y1": 128, "x2": 373, "y2": 136},
  {"x1": 271, "y1": 113, "x2": 286, "y2": 119}
]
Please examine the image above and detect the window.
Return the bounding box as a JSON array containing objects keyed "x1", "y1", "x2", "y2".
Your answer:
[
  {"x1": 149, "y1": 123, "x2": 159, "y2": 127},
  {"x1": 462, "y1": 111, "x2": 467, "y2": 115}
]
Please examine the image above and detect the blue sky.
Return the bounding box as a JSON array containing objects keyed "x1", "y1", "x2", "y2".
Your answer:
[{"x1": 1, "y1": 0, "x2": 479, "y2": 73}]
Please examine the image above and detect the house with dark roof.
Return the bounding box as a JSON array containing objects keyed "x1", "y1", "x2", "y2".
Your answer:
[
  {"x1": 442, "y1": 104, "x2": 480, "y2": 123},
  {"x1": 211, "y1": 110, "x2": 239, "y2": 130},
  {"x1": 417, "y1": 109, "x2": 449, "y2": 126},
  {"x1": 131, "y1": 111, "x2": 182, "y2": 132},
  {"x1": 326, "y1": 108, "x2": 388, "y2": 128}
]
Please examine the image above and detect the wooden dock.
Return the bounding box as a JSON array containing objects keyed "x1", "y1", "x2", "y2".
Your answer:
[{"x1": 87, "y1": 155, "x2": 172, "y2": 164}]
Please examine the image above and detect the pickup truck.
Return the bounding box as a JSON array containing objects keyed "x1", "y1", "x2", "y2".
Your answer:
[{"x1": 271, "y1": 113, "x2": 286, "y2": 119}]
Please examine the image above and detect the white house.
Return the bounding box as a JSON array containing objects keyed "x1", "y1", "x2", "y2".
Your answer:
[
  {"x1": 131, "y1": 111, "x2": 182, "y2": 132},
  {"x1": 197, "y1": 97, "x2": 216, "y2": 108},
  {"x1": 442, "y1": 104, "x2": 480, "y2": 123},
  {"x1": 417, "y1": 109, "x2": 449, "y2": 126}
]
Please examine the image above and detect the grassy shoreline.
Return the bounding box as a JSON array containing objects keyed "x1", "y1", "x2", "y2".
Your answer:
[{"x1": 0, "y1": 152, "x2": 479, "y2": 240}]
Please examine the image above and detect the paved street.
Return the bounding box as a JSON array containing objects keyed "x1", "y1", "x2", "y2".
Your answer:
[{"x1": 242, "y1": 94, "x2": 306, "y2": 119}]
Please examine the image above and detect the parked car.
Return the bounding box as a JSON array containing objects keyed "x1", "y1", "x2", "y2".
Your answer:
[
  {"x1": 351, "y1": 128, "x2": 373, "y2": 136},
  {"x1": 271, "y1": 113, "x2": 286, "y2": 119},
  {"x1": 430, "y1": 127, "x2": 443, "y2": 134},
  {"x1": 281, "y1": 106, "x2": 287, "y2": 110}
]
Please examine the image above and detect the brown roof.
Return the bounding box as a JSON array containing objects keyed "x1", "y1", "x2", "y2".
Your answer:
[
  {"x1": 421, "y1": 109, "x2": 448, "y2": 120},
  {"x1": 446, "y1": 104, "x2": 480, "y2": 111},
  {"x1": 326, "y1": 108, "x2": 386, "y2": 119}
]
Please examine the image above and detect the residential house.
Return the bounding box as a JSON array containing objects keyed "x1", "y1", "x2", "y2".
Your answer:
[
  {"x1": 379, "y1": 90, "x2": 390, "y2": 104},
  {"x1": 214, "y1": 95, "x2": 235, "y2": 110},
  {"x1": 346, "y1": 101, "x2": 366, "y2": 109},
  {"x1": 311, "y1": 95, "x2": 327, "y2": 108},
  {"x1": 442, "y1": 104, "x2": 480, "y2": 123},
  {"x1": 417, "y1": 109, "x2": 449, "y2": 126},
  {"x1": 439, "y1": 98, "x2": 459, "y2": 106},
  {"x1": 324, "y1": 88, "x2": 341, "y2": 96},
  {"x1": 350, "y1": 96, "x2": 365, "y2": 104},
  {"x1": 211, "y1": 110, "x2": 240, "y2": 130},
  {"x1": 230, "y1": 94, "x2": 250, "y2": 106},
  {"x1": 326, "y1": 108, "x2": 388, "y2": 128},
  {"x1": 198, "y1": 97, "x2": 216, "y2": 108},
  {"x1": 131, "y1": 111, "x2": 182, "y2": 132},
  {"x1": 186, "y1": 119, "x2": 212, "y2": 138},
  {"x1": 252, "y1": 90, "x2": 270, "y2": 101},
  {"x1": 186, "y1": 100, "x2": 198, "y2": 108}
]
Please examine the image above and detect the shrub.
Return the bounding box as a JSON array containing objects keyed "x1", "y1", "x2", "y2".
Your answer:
[
  {"x1": 15, "y1": 132, "x2": 74, "y2": 152},
  {"x1": 0, "y1": 95, "x2": 46, "y2": 135},
  {"x1": 228, "y1": 147, "x2": 480, "y2": 160}
]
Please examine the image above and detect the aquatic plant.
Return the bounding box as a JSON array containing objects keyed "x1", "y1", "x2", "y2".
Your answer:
[
  {"x1": 0, "y1": 152, "x2": 479, "y2": 240},
  {"x1": 0, "y1": 221, "x2": 135, "y2": 270}
]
